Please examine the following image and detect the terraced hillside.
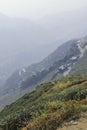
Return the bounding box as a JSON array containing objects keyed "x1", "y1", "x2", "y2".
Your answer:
[{"x1": 0, "y1": 75, "x2": 87, "y2": 130}]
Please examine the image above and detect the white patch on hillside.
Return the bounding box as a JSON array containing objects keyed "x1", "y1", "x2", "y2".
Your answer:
[
  {"x1": 77, "y1": 40, "x2": 87, "y2": 58},
  {"x1": 19, "y1": 71, "x2": 21, "y2": 76},
  {"x1": 59, "y1": 65, "x2": 65, "y2": 70},
  {"x1": 22, "y1": 68, "x2": 26, "y2": 73},
  {"x1": 63, "y1": 67, "x2": 71, "y2": 76},
  {"x1": 70, "y1": 56, "x2": 77, "y2": 60},
  {"x1": 19, "y1": 68, "x2": 26, "y2": 76}
]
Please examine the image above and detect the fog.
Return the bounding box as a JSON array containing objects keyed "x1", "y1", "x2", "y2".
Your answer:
[
  {"x1": 0, "y1": 0, "x2": 87, "y2": 20},
  {"x1": 0, "y1": 0, "x2": 87, "y2": 86}
]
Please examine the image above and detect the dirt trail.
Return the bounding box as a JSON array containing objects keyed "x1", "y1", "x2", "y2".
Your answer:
[{"x1": 57, "y1": 112, "x2": 87, "y2": 130}]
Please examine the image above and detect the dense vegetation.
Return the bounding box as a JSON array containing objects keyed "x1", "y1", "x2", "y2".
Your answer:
[{"x1": 0, "y1": 75, "x2": 87, "y2": 130}]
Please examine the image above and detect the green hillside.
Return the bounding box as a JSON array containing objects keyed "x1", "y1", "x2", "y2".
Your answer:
[{"x1": 0, "y1": 75, "x2": 87, "y2": 130}]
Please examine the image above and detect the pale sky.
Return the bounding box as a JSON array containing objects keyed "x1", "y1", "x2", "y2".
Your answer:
[{"x1": 0, "y1": 0, "x2": 87, "y2": 20}]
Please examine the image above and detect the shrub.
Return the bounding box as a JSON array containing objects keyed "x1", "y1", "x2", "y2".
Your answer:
[{"x1": 64, "y1": 88, "x2": 87, "y2": 100}]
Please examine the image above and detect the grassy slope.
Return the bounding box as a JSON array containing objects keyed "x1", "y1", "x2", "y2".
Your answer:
[{"x1": 0, "y1": 75, "x2": 87, "y2": 130}]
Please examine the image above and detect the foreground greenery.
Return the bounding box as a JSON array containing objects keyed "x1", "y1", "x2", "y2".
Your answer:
[{"x1": 0, "y1": 75, "x2": 87, "y2": 130}]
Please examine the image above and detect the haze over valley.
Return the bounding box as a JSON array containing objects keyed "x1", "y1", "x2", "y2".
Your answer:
[
  {"x1": 0, "y1": 7, "x2": 87, "y2": 87},
  {"x1": 0, "y1": 1, "x2": 87, "y2": 130}
]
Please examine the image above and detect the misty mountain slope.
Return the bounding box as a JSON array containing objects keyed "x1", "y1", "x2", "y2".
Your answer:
[
  {"x1": 2, "y1": 40, "x2": 78, "y2": 89},
  {"x1": 0, "y1": 9, "x2": 87, "y2": 88},
  {"x1": 0, "y1": 36, "x2": 87, "y2": 110},
  {"x1": 1, "y1": 37, "x2": 87, "y2": 95},
  {"x1": 0, "y1": 13, "x2": 59, "y2": 87}
]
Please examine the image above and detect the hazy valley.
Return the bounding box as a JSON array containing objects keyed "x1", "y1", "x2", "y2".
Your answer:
[{"x1": 0, "y1": 1, "x2": 87, "y2": 130}]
